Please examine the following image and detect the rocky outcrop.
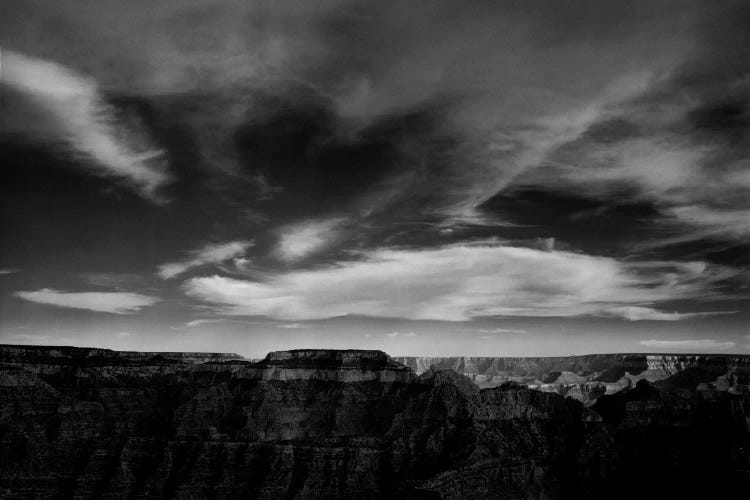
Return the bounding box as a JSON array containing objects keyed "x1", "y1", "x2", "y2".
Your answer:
[
  {"x1": 1, "y1": 345, "x2": 749, "y2": 499},
  {"x1": 394, "y1": 354, "x2": 750, "y2": 403},
  {"x1": 591, "y1": 379, "x2": 750, "y2": 499},
  {"x1": 0, "y1": 344, "x2": 248, "y2": 365}
]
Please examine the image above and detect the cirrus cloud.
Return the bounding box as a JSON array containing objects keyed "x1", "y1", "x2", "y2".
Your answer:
[
  {"x1": 604, "y1": 306, "x2": 738, "y2": 322},
  {"x1": 387, "y1": 331, "x2": 417, "y2": 338},
  {"x1": 3, "y1": 50, "x2": 171, "y2": 201},
  {"x1": 14, "y1": 288, "x2": 160, "y2": 314},
  {"x1": 158, "y1": 240, "x2": 254, "y2": 279},
  {"x1": 274, "y1": 218, "x2": 346, "y2": 263}
]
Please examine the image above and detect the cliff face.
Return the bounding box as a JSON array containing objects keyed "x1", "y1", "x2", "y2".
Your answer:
[
  {"x1": 394, "y1": 354, "x2": 750, "y2": 402},
  {"x1": 1, "y1": 346, "x2": 749, "y2": 499}
]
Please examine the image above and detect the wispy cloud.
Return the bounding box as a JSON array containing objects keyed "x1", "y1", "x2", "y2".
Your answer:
[
  {"x1": 0, "y1": 269, "x2": 20, "y2": 275},
  {"x1": 477, "y1": 328, "x2": 527, "y2": 335},
  {"x1": 387, "y1": 331, "x2": 417, "y2": 338},
  {"x1": 183, "y1": 243, "x2": 738, "y2": 321},
  {"x1": 637, "y1": 206, "x2": 750, "y2": 250},
  {"x1": 275, "y1": 218, "x2": 345, "y2": 263},
  {"x1": 511, "y1": 58, "x2": 750, "y2": 250},
  {"x1": 605, "y1": 306, "x2": 737, "y2": 322},
  {"x1": 158, "y1": 240, "x2": 253, "y2": 279},
  {"x1": 14, "y1": 288, "x2": 159, "y2": 314},
  {"x1": 3, "y1": 50, "x2": 171, "y2": 201},
  {"x1": 184, "y1": 319, "x2": 225, "y2": 328},
  {"x1": 79, "y1": 272, "x2": 147, "y2": 290},
  {"x1": 275, "y1": 323, "x2": 309, "y2": 329},
  {"x1": 666, "y1": 206, "x2": 750, "y2": 241},
  {"x1": 172, "y1": 318, "x2": 266, "y2": 330},
  {"x1": 639, "y1": 339, "x2": 737, "y2": 351}
]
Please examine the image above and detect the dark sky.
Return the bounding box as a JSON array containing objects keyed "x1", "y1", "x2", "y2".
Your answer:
[{"x1": 1, "y1": 0, "x2": 748, "y2": 357}]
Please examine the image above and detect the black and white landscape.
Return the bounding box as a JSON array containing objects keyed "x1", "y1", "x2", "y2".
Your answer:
[{"x1": 1, "y1": 1, "x2": 749, "y2": 498}]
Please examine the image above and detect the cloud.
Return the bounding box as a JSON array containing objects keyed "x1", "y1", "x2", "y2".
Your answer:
[
  {"x1": 275, "y1": 218, "x2": 345, "y2": 263},
  {"x1": 13, "y1": 288, "x2": 159, "y2": 314},
  {"x1": 184, "y1": 319, "x2": 225, "y2": 328},
  {"x1": 158, "y1": 241, "x2": 253, "y2": 279},
  {"x1": 3, "y1": 2, "x2": 722, "y2": 228},
  {"x1": 4, "y1": 1, "x2": 741, "y2": 231},
  {"x1": 477, "y1": 328, "x2": 527, "y2": 335},
  {"x1": 522, "y1": 128, "x2": 750, "y2": 248},
  {"x1": 3, "y1": 50, "x2": 171, "y2": 201},
  {"x1": 387, "y1": 331, "x2": 417, "y2": 338},
  {"x1": 604, "y1": 306, "x2": 738, "y2": 322},
  {"x1": 0, "y1": 269, "x2": 20, "y2": 275},
  {"x1": 506, "y1": 7, "x2": 750, "y2": 251},
  {"x1": 632, "y1": 208, "x2": 750, "y2": 253},
  {"x1": 639, "y1": 339, "x2": 737, "y2": 351},
  {"x1": 275, "y1": 323, "x2": 309, "y2": 329},
  {"x1": 658, "y1": 206, "x2": 750, "y2": 245},
  {"x1": 183, "y1": 243, "x2": 738, "y2": 321},
  {"x1": 79, "y1": 272, "x2": 147, "y2": 290}
]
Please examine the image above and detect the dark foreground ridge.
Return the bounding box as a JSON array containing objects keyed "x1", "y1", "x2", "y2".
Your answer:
[{"x1": 1, "y1": 345, "x2": 749, "y2": 499}]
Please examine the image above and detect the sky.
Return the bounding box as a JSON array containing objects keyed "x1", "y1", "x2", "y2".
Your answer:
[{"x1": 1, "y1": 0, "x2": 748, "y2": 357}]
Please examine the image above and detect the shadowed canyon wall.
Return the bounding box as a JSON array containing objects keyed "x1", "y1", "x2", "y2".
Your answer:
[{"x1": 1, "y1": 345, "x2": 749, "y2": 499}]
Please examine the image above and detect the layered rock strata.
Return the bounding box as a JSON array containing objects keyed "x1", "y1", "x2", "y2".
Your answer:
[
  {"x1": 394, "y1": 354, "x2": 750, "y2": 402},
  {"x1": 1, "y1": 346, "x2": 748, "y2": 499}
]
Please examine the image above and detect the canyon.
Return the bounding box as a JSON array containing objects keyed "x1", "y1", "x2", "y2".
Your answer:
[
  {"x1": 394, "y1": 353, "x2": 750, "y2": 403},
  {"x1": 1, "y1": 345, "x2": 749, "y2": 499}
]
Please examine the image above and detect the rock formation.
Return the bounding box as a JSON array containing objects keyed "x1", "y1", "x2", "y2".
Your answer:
[
  {"x1": 1, "y1": 345, "x2": 748, "y2": 499},
  {"x1": 394, "y1": 354, "x2": 750, "y2": 403}
]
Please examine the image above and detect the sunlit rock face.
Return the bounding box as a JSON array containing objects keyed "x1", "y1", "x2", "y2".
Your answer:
[
  {"x1": 1, "y1": 345, "x2": 749, "y2": 499},
  {"x1": 394, "y1": 354, "x2": 750, "y2": 403}
]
